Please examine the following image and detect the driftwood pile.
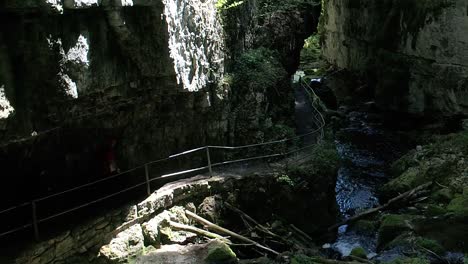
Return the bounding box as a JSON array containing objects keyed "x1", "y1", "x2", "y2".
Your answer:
[
  {"x1": 165, "y1": 182, "x2": 432, "y2": 262},
  {"x1": 168, "y1": 202, "x2": 315, "y2": 257}
]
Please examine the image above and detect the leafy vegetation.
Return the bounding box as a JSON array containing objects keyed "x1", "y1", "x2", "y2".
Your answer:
[
  {"x1": 230, "y1": 48, "x2": 286, "y2": 92},
  {"x1": 287, "y1": 140, "x2": 340, "y2": 181}
]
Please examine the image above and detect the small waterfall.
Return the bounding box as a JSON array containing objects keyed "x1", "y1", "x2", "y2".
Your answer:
[{"x1": 163, "y1": 0, "x2": 225, "y2": 92}]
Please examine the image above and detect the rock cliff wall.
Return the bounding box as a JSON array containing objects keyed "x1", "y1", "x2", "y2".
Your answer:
[
  {"x1": 321, "y1": 0, "x2": 468, "y2": 117},
  {"x1": 0, "y1": 0, "x2": 319, "y2": 212},
  {"x1": 0, "y1": 0, "x2": 227, "y2": 203}
]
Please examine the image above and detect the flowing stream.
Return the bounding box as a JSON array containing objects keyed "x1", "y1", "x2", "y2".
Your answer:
[{"x1": 329, "y1": 108, "x2": 411, "y2": 258}]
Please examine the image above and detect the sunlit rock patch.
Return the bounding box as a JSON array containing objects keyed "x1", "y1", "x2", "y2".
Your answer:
[
  {"x1": 47, "y1": 34, "x2": 91, "y2": 99},
  {"x1": 163, "y1": 0, "x2": 225, "y2": 92},
  {"x1": 0, "y1": 85, "x2": 14, "y2": 119}
]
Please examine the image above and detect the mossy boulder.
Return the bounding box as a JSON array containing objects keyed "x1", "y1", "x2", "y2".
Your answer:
[
  {"x1": 431, "y1": 188, "x2": 454, "y2": 203},
  {"x1": 447, "y1": 194, "x2": 468, "y2": 218},
  {"x1": 381, "y1": 167, "x2": 423, "y2": 197},
  {"x1": 424, "y1": 204, "x2": 447, "y2": 217},
  {"x1": 378, "y1": 215, "x2": 414, "y2": 248},
  {"x1": 414, "y1": 237, "x2": 445, "y2": 255},
  {"x1": 350, "y1": 247, "x2": 367, "y2": 259},
  {"x1": 204, "y1": 240, "x2": 237, "y2": 264},
  {"x1": 381, "y1": 132, "x2": 468, "y2": 199}
]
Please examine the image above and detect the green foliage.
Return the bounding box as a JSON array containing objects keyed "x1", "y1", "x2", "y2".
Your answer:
[
  {"x1": 287, "y1": 140, "x2": 340, "y2": 180},
  {"x1": 308, "y1": 141, "x2": 340, "y2": 175},
  {"x1": 266, "y1": 123, "x2": 296, "y2": 139},
  {"x1": 302, "y1": 35, "x2": 321, "y2": 58},
  {"x1": 275, "y1": 173, "x2": 295, "y2": 187},
  {"x1": 231, "y1": 48, "x2": 286, "y2": 92},
  {"x1": 300, "y1": 34, "x2": 327, "y2": 77}
]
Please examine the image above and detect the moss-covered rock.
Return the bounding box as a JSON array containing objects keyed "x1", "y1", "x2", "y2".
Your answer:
[
  {"x1": 350, "y1": 247, "x2": 367, "y2": 259},
  {"x1": 381, "y1": 132, "x2": 468, "y2": 198},
  {"x1": 414, "y1": 237, "x2": 445, "y2": 255},
  {"x1": 423, "y1": 204, "x2": 447, "y2": 217},
  {"x1": 447, "y1": 194, "x2": 468, "y2": 218},
  {"x1": 204, "y1": 240, "x2": 237, "y2": 264},
  {"x1": 378, "y1": 215, "x2": 414, "y2": 248},
  {"x1": 431, "y1": 188, "x2": 454, "y2": 203},
  {"x1": 381, "y1": 167, "x2": 423, "y2": 196}
]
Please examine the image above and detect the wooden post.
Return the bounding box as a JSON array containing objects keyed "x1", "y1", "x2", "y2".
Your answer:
[
  {"x1": 206, "y1": 147, "x2": 213, "y2": 177},
  {"x1": 31, "y1": 200, "x2": 40, "y2": 241},
  {"x1": 144, "y1": 164, "x2": 151, "y2": 196}
]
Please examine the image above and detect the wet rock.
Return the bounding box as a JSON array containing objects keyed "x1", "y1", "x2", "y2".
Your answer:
[
  {"x1": 99, "y1": 224, "x2": 145, "y2": 263},
  {"x1": 378, "y1": 215, "x2": 415, "y2": 248}
]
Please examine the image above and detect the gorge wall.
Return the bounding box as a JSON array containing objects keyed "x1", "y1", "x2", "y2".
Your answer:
[
  {"x1": 0, "y1": 0, "x2": 228, "y2": 204},
  {"x1": 0, "y1": 0, "x2": 319, "y2": 205},
  {"x1": 321, "y1": 0, "x2": 468, "y2": 118}
]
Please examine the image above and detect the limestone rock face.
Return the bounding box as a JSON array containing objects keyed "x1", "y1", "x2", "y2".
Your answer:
[
  {"x1": 141, "y1": 206, "x2": 195, "y2": 246},
  {"x1": 99, "y1": 224, "x2": 145, "y2": 263},
  {"x1": 321, "y1": 0, "x2": 468, "y2": 117}
]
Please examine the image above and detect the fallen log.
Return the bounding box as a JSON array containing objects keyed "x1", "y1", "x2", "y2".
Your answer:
[
  {"x1": 167, "y1": 220, "x2": 231, "y2": 244},
  {"x1": 224, "y1": 202, "x2": 311, "y2": 248},
  {"x1": 225, "y1": 202, "x2": 281, "y2": 238},
  {"x1": 185, "y1": 210, "x2": 280, "y2": 255},
  {"x1": 328, "y1": 182, "x2": 432, "y2": 231}
]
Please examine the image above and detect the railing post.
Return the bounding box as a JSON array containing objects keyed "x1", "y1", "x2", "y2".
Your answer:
[
  {"x1": 206, "y1": 147, "x2": 213, "y2": 177},
  {"x1": 144, "y1": 164, "x2": 151, "y2": 196},
  {"x1": 31, "y1": 200, "x2": 40, "y2": 241}
]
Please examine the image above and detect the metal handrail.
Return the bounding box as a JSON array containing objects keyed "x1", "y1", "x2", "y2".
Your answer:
[{"x1": 0, "y1": 82, "x2": 326, "y2": 241}]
